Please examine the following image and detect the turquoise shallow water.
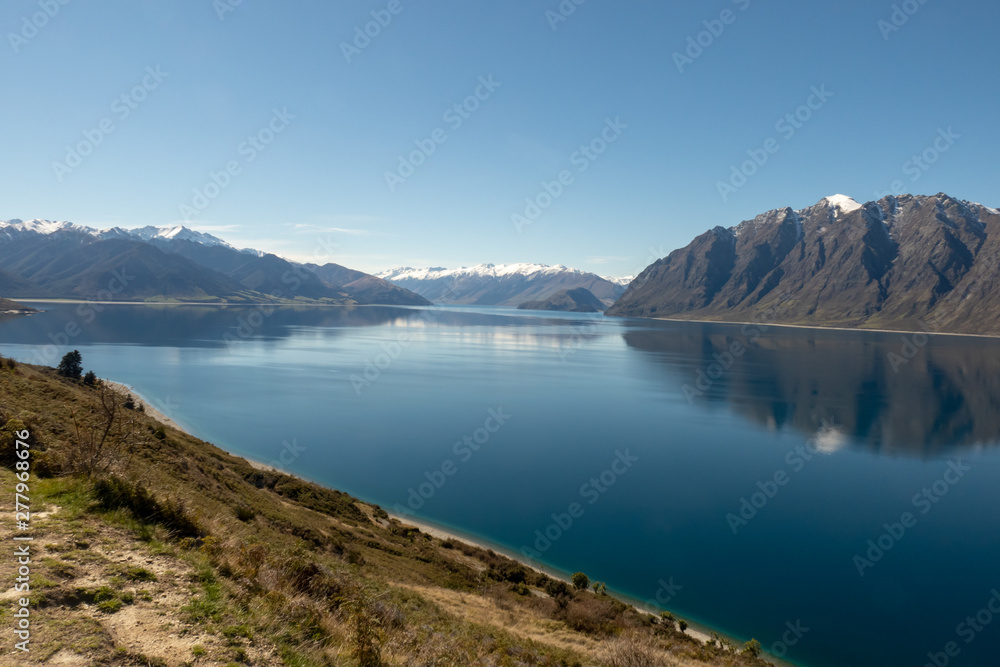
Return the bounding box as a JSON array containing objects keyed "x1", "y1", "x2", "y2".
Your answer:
[{"x1": 3, "y1": 303, "x2": 1000, "y2": 667}]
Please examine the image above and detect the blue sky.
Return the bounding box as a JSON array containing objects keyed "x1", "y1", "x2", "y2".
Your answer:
[{"x1": 2, "y1": 0, "x2": 997, "y2": 277}]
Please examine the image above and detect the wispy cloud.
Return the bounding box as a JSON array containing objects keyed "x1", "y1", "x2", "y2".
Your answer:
[
  {"x1": 289, "y1": 223, "x2": 383, "y2": 236},
  {"x1": 164, "y1": 222, "x2": 244, "y2": 233},
  {"x1": 586, "y1": 255, "x2": 630, "y2": 265}
]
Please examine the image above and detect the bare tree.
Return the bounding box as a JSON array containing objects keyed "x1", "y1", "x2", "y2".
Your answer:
[{"x1": 64, "y1": 382, "x2": 148, "y2": 476}]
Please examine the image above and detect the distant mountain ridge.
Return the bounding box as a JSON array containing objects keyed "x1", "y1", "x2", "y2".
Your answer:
[
  {"x1": 608, "y1": 193, "x2": 1000, "y2": 335},
  {"x1": 0, "y1": 219, "x2": 428, "y2": 305},
  {"x1": 378, "y1": 263, "x2": 627, "y2": 307}
]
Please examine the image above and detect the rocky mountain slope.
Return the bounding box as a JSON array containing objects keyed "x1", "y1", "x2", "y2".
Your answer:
[
  {"x1": 608, "y1": 194, "x2": 1000, "y2": 335},
  {"x1": 378, "y1": 264, "x2": 627, "y2": 307}
]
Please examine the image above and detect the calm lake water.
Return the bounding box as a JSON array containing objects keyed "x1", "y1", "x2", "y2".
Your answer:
[{"x1": 3, "y1": 303, "x2": 1000, "y2": 667}]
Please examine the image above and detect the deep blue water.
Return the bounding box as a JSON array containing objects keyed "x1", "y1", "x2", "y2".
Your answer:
[{"x1": 3, "y1": 303, "x2": 1000, "y2": 667}]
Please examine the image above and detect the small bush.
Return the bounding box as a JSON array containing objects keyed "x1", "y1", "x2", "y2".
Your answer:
[
  {"x1": 92, "y1": 475, "x2": 202, "y2": 539},
  {"x1": 125, "y1": 566, "x2": 157, "y2": 582},
  {"x1": 572, "y1": 572, "x2": 589, "y2": 590},
  {"x1": 234, "y1": 506, "x2": 256, "y2": 522},
  {"x1": 97, "y1": 598, "x2": 124, "y2": 613},
  {"x1": 544, "y1": 579, "x2": 570, "y2": 599}
]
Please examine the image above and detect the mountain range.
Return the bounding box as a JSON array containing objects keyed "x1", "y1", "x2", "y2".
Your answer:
[
  {"x1": 377, "y1": 264, "x2": 628, "y2": 307},
  {"x1": 608, "y1": 193, "x2": 1000, "y2": 336},
  {"x1": 0, "y1": 220, "x2": 428, "y2": 306}
]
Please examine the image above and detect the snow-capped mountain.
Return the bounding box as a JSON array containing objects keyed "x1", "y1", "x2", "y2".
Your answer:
[
  {"x1": 608, "y1": 193, "x2": 1000, "y2": 335},
  {"x1": 376, "y1": 263, "x2": 628, "y2": 307},
  {"x1": 0, "y1": 218, "x2": 426, "y2": 305},
  {"x1": 0, "y1": 219, "x2": 265, "y2": 256}
]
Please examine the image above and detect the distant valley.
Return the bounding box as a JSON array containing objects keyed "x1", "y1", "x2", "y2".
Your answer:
[{"x1": 378, "y1": 264, "x2": 628, "y2": 308}]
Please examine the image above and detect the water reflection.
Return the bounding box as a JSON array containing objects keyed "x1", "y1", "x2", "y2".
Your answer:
[{"x1": 622, "y1": 320, "x2": 1000, "y2": 457}]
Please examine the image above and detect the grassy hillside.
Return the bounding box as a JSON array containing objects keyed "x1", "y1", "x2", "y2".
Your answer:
[{"x1": 0, "y1": 358, "x2": 770, "y2": 666}]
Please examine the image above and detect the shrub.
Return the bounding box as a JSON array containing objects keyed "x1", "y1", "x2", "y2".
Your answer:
[
  {"x1": 487, "y1": 561, "x2": 527, "y2": 584},
  {"x1": 234, "y1": 506, "x2": 256, "y2": 522},
  {"x1": 83, "y1": 371, "x2": 97, "y2": 387},
  {"x1": 544, "y1": 579, "x2": 571, "y2": 599},
  {"x1": 742, "y1": 638, "x2": 762, "y2": 658},
  {"x1": 348, "y1": 598, "x2": 383, "y2": 667},
  {"x1": 125, "y1": 566, "x2": 157, "y2": 582},
  {"x1": 92, "y1": 475, "x2": 202, "y2": 539},
  {"x1": 572, "y1": 572, "x2": 590, "y2": 590}
]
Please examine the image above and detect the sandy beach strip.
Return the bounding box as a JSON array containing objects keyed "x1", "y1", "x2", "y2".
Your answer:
[
  {"x1": 648, "y1": 314, "x2": 1000, "y2": 340},
  {"x1": 104, "y1": 381, "x2": 192, "y2": 435}
]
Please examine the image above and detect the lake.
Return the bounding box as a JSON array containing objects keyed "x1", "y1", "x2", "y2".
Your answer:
[{"x1": 2, "y1": 302, "x2": 999, "y2": 667}]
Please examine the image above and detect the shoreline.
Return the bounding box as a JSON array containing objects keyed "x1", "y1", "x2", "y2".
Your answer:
[
  {"x1": 15, "y1": 298, "x2": 416, "y2": 308},
  {"x1": 22, "y1": 296, "x2": 1000, "y2": 340},
  {"x1": 633, "y1": 314, "x2": 1000, "y2": 340},
  {"x1": 116, "y1": 378, "x2": 794, "y2": 664}
]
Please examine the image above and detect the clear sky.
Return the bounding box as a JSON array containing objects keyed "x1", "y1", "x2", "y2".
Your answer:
[{"x1": 2, "y1": 0, "x2": 997, "y2": 277}]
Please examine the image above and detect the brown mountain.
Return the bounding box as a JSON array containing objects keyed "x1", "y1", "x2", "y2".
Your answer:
[
  {"x1": 0, "y1": 296, "x2": 35, "y2": 313},
  {"x1": 517, "y1": 287, "x2": 606, "y2": 313},
  {"x1": 607, "y1": 193, "x2": 1000, "y2": 335}
]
